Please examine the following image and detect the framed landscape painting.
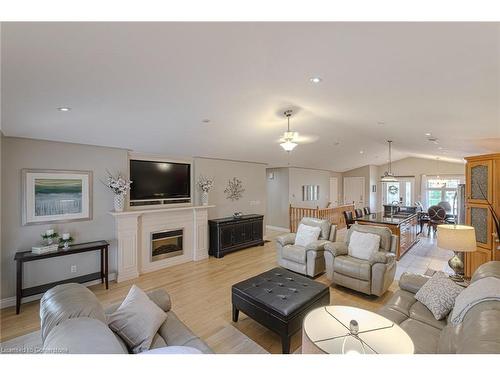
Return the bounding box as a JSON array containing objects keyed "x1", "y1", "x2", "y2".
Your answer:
[{"x1": 22, "y1": 169, "x2": 93, "y2": 225}]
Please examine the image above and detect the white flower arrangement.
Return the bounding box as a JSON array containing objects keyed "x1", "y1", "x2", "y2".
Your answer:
[
  {"x1": 197, "y1": 175, "x2": 214, "y2": 193},
  {"x1": 105, "y1": 170, "x2": 132, "y2": 196}
]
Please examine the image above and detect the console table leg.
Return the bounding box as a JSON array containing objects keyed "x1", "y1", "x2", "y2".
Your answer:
[
  {"x1": 104, "y1": 247, "x2": 109, "y2": 289},
  {"x1": 100, "y1": 249, "x2": 104, "y2": 283},
  {"x1": 16, "y1": 260, "x2": 22, "y2": 314},
  {"x1": 232, "y1": 305, "x2": 239, "y2": 322}
]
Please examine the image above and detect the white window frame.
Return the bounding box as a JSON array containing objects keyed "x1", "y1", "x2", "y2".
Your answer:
[{"x1": 421, "y1": 174, "x2": 465, "y2": 210}]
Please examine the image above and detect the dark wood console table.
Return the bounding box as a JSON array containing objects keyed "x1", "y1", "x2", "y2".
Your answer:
[
  {"x1": 209, "y1": 214, "x2": 264, "y2": 258},
  {"x1": 14, "y1": 240, "x2": 109, "y2": 314}
]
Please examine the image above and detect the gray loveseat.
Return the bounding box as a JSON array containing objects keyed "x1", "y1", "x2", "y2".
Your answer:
[
  {"x1": 276, "y1": 217, "x2": 337, "y2": 277},
  {"x1": 324, "y1": 224, "x2": 397, "y2": 296},
  {"x1": 378, "y1": 261, "x2": 500, "y2": 353},
  {"x1": 40, "y1": 283, "x2": 212, "y2": 354}
]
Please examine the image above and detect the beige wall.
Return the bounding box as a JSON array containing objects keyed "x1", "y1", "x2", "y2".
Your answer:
[
  {"x1": 193, "y1": 157, "x2": 267, "y2": 223},
  {"x1": 288, "y1": 167, "x2": 335, "y2": 209},
  {"x1": 376, "y1": 157, "x2": 465, "y2": 208},
  {"x1": 343, "y1": 158, "x2": 465, "y2": 212},
  {"x1": 265, "y1": 167, "x2": 342, "y2": 229},
  {"x1": 266, "y1": 167, "x2": 289, "y2": 229},
  {"x1": 1, "y1": 141, "x2": 270, "y2": 301},
  {"x1": 369, "y1": 165, "x2": 379, "y2": 212},
  {"x1": 1, "y1": 137, "x2": 128, "y2": 300},
  {"x1": 0, "y1": 132, "x2": 3, "y2": 296}
]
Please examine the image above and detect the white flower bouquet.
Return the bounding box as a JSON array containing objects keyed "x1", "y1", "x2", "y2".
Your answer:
[
  {"x1": 197, "y1": 175, "x2": 214, "y2": 193},
  {"x1": 105, "y1": 171, "x2": 132, "y2": 196}
]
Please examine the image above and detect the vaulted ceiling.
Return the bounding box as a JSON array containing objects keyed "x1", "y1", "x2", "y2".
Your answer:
[{"x1": 2, "y1": 22, "x2": 499, "y2": 171}]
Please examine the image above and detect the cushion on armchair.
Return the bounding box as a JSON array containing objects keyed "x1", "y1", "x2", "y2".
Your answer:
[
  {"x1": 294, "y1": 224, "x2": 321, "y2": 247},
  {"x1": 348, "y1": 231, "x2": 380, "y2": 260},
  {"x1": 346, "y1": 224, "x2": 392, "y2": 251}
]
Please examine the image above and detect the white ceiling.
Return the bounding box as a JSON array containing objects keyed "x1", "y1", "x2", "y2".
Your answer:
[{"x1": 2, "y1": 22, "x2": 499, "y2": 171}]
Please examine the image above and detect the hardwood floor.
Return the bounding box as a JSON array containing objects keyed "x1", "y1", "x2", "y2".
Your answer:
[{"x1": 0, "y1": 231, "x2": 399, "y2": 354}]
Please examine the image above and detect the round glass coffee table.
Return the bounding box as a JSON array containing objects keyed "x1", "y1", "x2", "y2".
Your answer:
[{"x1": 302, "y1": 305, "x2": 414, "y2": 354}]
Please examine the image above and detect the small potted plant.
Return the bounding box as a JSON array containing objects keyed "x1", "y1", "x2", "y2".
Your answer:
[
  {"x1": 197, "y1": 175, "x2": 214, "y2": 206},
  {"x1": 59, "y1": 233, "x2": 74, "y2": 249},
  {"x1": 41, "y1": 229, "x2": 59, "y2": 245},
  {"x1": 104, "y1": 171, "x2": 132, "y2": 212}
]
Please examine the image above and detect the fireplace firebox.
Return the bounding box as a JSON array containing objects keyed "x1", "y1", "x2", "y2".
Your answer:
[{"x1": 151, "y1": 229, "x2": 183, "y2": 261}]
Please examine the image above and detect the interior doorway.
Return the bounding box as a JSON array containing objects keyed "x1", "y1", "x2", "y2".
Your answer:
[
  {"x1": 329, "y1": 177, "x2": 339, "y2": 207},
  {"x1": 344, "y1": 177, "x2": 365, "y2": 209}
]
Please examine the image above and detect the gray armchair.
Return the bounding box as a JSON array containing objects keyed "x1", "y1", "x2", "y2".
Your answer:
[
  {"x1": 324, "y1": 224, "x2": 397, "y2": 296},
  {"x1": 276, "y1": 217, "x2": 337, "y2": 277}
]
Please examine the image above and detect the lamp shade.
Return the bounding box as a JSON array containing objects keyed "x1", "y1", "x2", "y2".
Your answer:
[{"x1": 437, "y1": 225, "x2": 477, "y2": 252}]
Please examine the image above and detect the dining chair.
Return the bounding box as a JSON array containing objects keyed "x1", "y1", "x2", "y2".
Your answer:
[
  {"x1": 363, "y1": 207, "x2": 371, "y2": 215},
  {"x1": 343, "y1": 210, "x2": 355, "y2": 229},
  {"x1": 438, "y1": 201, "x2": 456, "y2": 224},
  {"x1": 427, "y1": 205, "x2": 447, "y2": 235},
  {"x1": 354, "y1": 208, "x2": 364, "y2": 218}
]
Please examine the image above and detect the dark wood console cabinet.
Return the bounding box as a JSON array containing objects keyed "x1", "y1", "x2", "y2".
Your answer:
[{"x1": 209, "y1": 214, "x2": 264, "y2": 258}]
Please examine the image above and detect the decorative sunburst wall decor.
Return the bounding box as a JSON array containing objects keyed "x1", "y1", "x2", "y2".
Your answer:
[{"x1": 224, "y1": 177, "x2": 245, "y2": 201}]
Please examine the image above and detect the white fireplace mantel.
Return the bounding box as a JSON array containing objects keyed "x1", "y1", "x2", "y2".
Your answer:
[{"x1": 109, "y1": 205, "x2": 214, "y2": 282}]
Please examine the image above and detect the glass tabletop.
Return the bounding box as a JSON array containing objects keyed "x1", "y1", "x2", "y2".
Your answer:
[{"x1": 303, "y1": 305, "x2": 414, "y2": 354}]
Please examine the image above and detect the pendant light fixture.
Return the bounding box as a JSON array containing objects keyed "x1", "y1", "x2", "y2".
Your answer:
[
  {"x1": 280, "y1": 110, "x2": 298, "y2": 152},
  {"x1": 381, "y1": 140, "x2": 397, "y2": 182}
]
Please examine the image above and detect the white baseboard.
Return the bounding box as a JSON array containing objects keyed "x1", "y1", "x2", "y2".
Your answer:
[
  {"x1": 0, "y1": 273, "x2": 117, "y2": 310},
  {"x1": 266, "y1": 225, "x2": 290, "y2": 233}
]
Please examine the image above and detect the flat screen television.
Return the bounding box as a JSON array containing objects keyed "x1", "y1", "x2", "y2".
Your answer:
[{"x1": 129, "y1": 159, "x2": 191, "y2": 202}]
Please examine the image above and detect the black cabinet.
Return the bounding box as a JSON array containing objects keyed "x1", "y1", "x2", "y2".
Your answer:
[{"x1": 209, "y1": 214, "x2": 265, "y2": 258}]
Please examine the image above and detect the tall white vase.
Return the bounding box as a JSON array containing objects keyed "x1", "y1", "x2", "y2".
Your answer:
[
  {"x1": 201, "y1": 191, "x2": 209, "y2": 206},
  {"x1": 114, "y1": 194, "x2": 125, "y2": 212}
]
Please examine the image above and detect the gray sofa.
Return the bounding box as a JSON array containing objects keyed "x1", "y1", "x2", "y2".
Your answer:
[
  {"x1": 276, "y1": 217, "x2": 337, "y2": 277},
  {"x1": 378, "y1": 261, "x2": 500, "y2": 354},
  {"x1": 40, "y1": 283, "x2": 212, "y2": 354},
  {"x1": 324, "y1": 224, "x2": 397, "y2": 296}
]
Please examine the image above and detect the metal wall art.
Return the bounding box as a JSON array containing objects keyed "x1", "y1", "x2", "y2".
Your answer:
[{"x1": 224, "y1": 177, "x2": 245, "y2": 201}]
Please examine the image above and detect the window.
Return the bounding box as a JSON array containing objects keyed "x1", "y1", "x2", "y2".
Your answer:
[{"x1": 424, "y1": 176, "x2": 463, "y2": 210}]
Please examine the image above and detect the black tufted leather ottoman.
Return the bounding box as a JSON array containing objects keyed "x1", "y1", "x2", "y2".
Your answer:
[{"x1": 231, "y1": 267, "x2": 330, "y2": 353}]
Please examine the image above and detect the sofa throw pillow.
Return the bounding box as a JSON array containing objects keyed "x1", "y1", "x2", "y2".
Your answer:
[
  {"x1": 348, "y1": 231, "x2": 381, "y2": 260},
  {"x1": 108, "y1": 285, "x2": 167, "y2": 353},
  {"x1": 294, "y1": 224, "x2": 321, "y2": 247},
  {"x1": 415, "y1": 272, "x2": 464, "y2": 320}
]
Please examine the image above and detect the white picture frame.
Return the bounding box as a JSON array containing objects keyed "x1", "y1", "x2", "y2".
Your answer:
[{"x1": 22, "y1": 169, "x2": 93, "y2": 225}]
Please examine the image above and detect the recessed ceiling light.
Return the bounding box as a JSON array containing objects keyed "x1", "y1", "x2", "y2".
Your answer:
[
  {"x1": 377, "y1": 122, "x2": 385, "y2": 126},
  {"x1": 309, "y1": 77, "x2": 322, "y2": 84},
  {"x1": 57, "y1": 107, "x2": 71, "y2": 112},
  {"x1": 425, "y1": 132, "x2": 432, "y2": 136},
  {"x1": 359, "y1": 150, "x2": 364, "y2": 154}
]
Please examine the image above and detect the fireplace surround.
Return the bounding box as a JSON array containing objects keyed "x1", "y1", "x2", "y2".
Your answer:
[{"x1": 110, "y1": 205, "x2": 213, "y2": 282}]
